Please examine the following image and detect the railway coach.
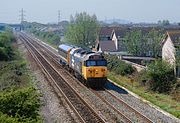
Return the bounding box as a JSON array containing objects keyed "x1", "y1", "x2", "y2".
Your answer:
[{"x1": 58, "y1": 44, "x2": 107, "y2": 88}]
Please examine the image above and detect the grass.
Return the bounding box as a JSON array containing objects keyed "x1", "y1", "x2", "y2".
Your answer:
[{"x1": 108, "y1": 71, "x2": 180, "y2": 118}]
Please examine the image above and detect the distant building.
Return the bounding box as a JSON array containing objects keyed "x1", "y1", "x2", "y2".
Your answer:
[
  {"x1": 162, "y1": 30, "x2": 180, "y2": 77},
  {"x1": 95, "y1": 27, "x2": 129, "y2": 52}
]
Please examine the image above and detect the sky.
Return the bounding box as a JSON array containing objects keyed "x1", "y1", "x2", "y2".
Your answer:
[{"x1": 0, "y1": 0, "x2": 180, "y2": 24}]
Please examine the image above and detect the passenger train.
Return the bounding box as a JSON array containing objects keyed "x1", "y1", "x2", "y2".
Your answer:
[{"x1": 58, "y1": 44, "x2": 107, "y2": 88}]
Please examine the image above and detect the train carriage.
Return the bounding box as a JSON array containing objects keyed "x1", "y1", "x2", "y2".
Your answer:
[{"x1": 58, "y1": 44, "x2": 73, "y2": 65}]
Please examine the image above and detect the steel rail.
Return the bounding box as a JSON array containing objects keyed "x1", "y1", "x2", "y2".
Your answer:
[{"x1": 104, "y1": 88, "x2": 154, "y2": 123}]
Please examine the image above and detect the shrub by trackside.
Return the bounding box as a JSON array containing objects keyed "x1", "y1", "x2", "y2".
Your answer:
[
  {"x1": 0, "y1": 87, "x2": 42, "y2": 123},
  {"x1": 146, "y1": 60, "x2": 176, "y2": 93},
  {"x1": 105, "y1": 55, "x2": 135, "y2": 76}
]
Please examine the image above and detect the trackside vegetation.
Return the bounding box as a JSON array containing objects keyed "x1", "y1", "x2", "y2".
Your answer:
[
  {"x1": 29, "y1": 28, "x2": 61, "y2": 47},
  {"x1": 107, "y1": 55, "x2": 180, "y2": 118},
  {"x1": 0, "y1": 30, "x2": 42, "y2": 123},
  {"x1": 105, "y1": 55, "x2": 135, "y2": 76}
]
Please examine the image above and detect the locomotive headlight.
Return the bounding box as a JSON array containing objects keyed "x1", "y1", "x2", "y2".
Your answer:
[{"x1": 95, "y1": 69, "x2": 98, "y2": 74}]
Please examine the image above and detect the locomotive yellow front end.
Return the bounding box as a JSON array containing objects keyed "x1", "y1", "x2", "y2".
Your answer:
[{"x1": 82, "y1": 54, "x2": 107, "y2": 88}]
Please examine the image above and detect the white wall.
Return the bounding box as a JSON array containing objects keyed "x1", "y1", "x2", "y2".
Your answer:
[
  {"x1": 112, "y1": 33, "x2": 118, "y2": 50},
  {"x1": 162, "y1": 36, "x2": 176, "y2": 65}
]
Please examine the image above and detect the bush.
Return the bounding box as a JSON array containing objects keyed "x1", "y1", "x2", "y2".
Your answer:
[
  {"x1": 147, "y1": 60, "x2": 176, "y2": 93},
  {"x1": 0, "y1": 112, "x2": 20, "y2": 123},
  {"x1": 105, "y1": 55, "x2": 135, "y2": 76},
  {"x1": 0, "y1": 31, "x2": 15, "y2": 61},
  {"x1": 171, "y1": 80, "x2": 180, "y2": 101},
  {"x1": 0, "y1": 87, "x2": 41, "y2": 122},
  {"x1": 0, "y1": 60, "x2": 28, "y2": 91}
]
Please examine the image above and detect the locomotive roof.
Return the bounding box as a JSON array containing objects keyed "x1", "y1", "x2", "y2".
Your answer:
[
  {"x1": 58, "y1": 44, "x2": 73, "y2": 52},
  {"x1": 83, "y1": 52, "x2": 103, "y2": 61}
]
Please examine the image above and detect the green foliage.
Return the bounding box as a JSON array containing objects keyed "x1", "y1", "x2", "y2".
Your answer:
[
  {"x1": 0, "y1": 112, "x2": 20, "y2": 123},
  {"x1": 0, "y1": 88, "x2": 42, "y2": 123},
  {"x1": 65, "y1": 12, "x2": 99, "y2": 48},
  {"x1": 0, "y1": 31, "x2": 15, "y2": 61},
  {"x1": 0, "y1": 59, "x2": 28, "y2": 91},
  {"x1": 105, "y1": 55, "x2": 135, "y2": 76},
  {"x1": 30, "y1": 30, "x2": 61, "y2": 46},
  {"x1": 147, "y1": 60, "x2": 176, "y2": 93},
  {"x1": 146, "y1": 29, "x2": 163, "y2": 57},
  {"x1": 171, "y1": 80, "x2": 180, "y2": 102},
  {"x1": 124, "y1": 28, "x2": 163, "y2": 57},
  {"x1": 124, "y1": 30, "x2": 143, "y2": 56}
]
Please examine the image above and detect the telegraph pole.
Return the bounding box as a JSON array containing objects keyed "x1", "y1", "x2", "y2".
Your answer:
[
  {"x1": 58, "y1": 10, "x2": 61, "y2": 25},
  {"x1": 20, "y1": 8, "x2": 25, "y2": 30},
  {"x1": 20, "y1": 8, "x2": 25, "y2": 24}
]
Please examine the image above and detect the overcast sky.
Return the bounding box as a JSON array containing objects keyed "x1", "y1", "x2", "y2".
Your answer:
[{"x1": 0, "y1": 0, "x2": 180, "y2": 24}]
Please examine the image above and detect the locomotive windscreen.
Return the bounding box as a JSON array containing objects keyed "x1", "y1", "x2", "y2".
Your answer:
[{"x1": 85, "y1": 60, "x2": 107, "y2": 67}]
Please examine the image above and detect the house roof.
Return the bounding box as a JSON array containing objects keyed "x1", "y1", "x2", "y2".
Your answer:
[
  {"x1": 112, "y1": 27, "x2": 130, "y2": 38},
  {"x1": 99, "y1": 40, "x2": 116, "y2": 52},
  {"x1": 99, "y1": 27, "x2": 130, "y2": 39},
  {"x1": 161, "y1": 30, "x2": 180, "y2": 47},
  {"x1": 99, "y1": 27, "x2": 114, "y2": 36},
  {"x1": 167, "y1": 30, "x2": 180, "y2": 42}
]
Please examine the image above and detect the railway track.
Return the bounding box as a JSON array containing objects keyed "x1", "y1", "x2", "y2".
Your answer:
[
  {"x1": 104, "y1": 88, "x2": 153, "y2": 122},
  {"x1": 19, "y1": 32, "x2": 154, "y2": 123},
  {"x1": 91, "y1": 88, "x2": 154, "y2": 123},
  {"x1": 19, "y1": 33, "x2": 106, "y2": 123}
]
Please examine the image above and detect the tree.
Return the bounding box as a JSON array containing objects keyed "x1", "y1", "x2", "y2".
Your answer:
[
  {"x1": 124, "y1": 29, "x2": 163, "y2": 57},
  {"x1": 157, "y1": 20, "x2": 170, "y2": 26},
  {"x1": 146, "y1": 29, "x2": 163, "y2": 57},
  {"x1": 124, "y1": 30, "x2": 144, "y2": 56},
  {"x1": 65, "y1": 12, "x2": 99, "y2": 48}
]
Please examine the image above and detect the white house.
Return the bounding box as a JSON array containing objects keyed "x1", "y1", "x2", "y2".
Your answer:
[{"x1": 162, "y1": 30, "x2": 180, "y2": 77}]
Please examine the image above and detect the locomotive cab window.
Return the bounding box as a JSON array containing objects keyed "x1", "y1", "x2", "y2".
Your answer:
[
  {"x1": 97, "y1": 60, "x2": 107, "y2": 66},
  {"x1": 86, "y1": 61, "x2": 96, "y2": 66},
  {"x1": 85, "y1": 60, "x2": 107, "y2": 67}
]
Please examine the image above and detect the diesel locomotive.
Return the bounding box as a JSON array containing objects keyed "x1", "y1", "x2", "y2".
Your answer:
[{"x1": 58, "y1": 44, "x2": 107, "y2": 88}]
